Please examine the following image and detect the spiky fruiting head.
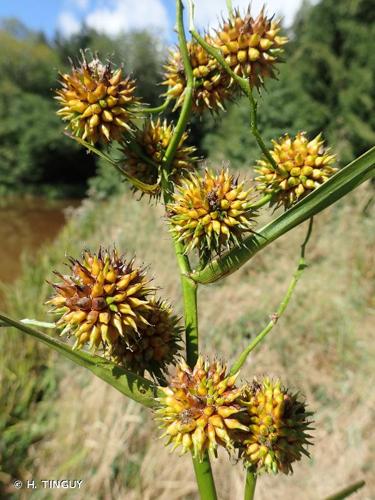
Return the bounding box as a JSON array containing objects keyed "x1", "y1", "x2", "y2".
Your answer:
[
  {"x1": 212, "y1": 8, "x2": 288, "y2": 88},
  {"x1": 105, "y1": 299, "x2": 182, "y2": 377},
  {"x1": 46, "y1": 249, "x2": 155, "y2": 350},
  {"x1": 155, "y1": 357, "x2": 247, "y2": 460},
  {"x1": 255, "y1": 132, "x2": 337, "y2": 208},
  {"x1": 163, "y1": 40, "x2": 233, "y2": 113},
  {"x1": 55, "y1": 51, "x2": 139, "y2": 144},
  {"x1": 167, "y1": 169, "x2": 257, "y2": 258},
  {"x1": 239, "y1": 378, "x2": 313, "y2": 474},
  {"x1": 120, "y1": 118, "x2": 198, "y2": 197}
]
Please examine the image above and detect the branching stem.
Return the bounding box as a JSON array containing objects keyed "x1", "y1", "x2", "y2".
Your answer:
[
  {"x1": 160, "y1": 2, "x2": 217, "y2": 497},
  {"x1": 141, "y1": 98, "x2": 172, "y2": 114},
  {"x1": 230, "y1": 218, "x2": 313, "y2": 375}
]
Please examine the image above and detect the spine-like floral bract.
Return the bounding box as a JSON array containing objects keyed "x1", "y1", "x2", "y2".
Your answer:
[
  {"x1": 212, "y1": 8, "x2": 288, "y2": 89},
  {"x1": 167, "y1": 169, "x2": 256, "y2": 258},
  {"x1": 46, "y1": 249, "x2": 155, "y2": 350},
  {"x1": 120, "y1": 118, "x2": 197, "y2": 196},
  {"x1": 155, "y1": 357, "x2": 247, "y2": 461},
  {"x1": 239, "y1": 378, "x2": 313, "y2": 474},
  {"x1": 104, "y1": 299, "x2": 182, "y2": 377},
  {"x1": 55, "y1": 52, "x2": 139, "y2": 145},
  {"x1": 163, "y1": 41, "x2": 233, "y2": 113},
  {"x1": 255, "y1": 132, "x2": 337, "y2": 208}
]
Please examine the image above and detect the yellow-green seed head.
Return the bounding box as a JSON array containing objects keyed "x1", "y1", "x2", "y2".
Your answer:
[
  {"x1": 212, "y1": 8, "x2": 288, "y2": 89},
  {"x1": 255, "y1": 132, "x2": 337, "y2": 208},
  {"x1": 46, "y1": 249, "x2": 155, "y2": 350},
  {"x1": 163, "y1": 40, "x2": 233, "y2": 113},
  {"x1": 239, "y1": 377, "x2": 313, "y2": 474},
  {"x1": 155, "y1": 356, "x2": 247, "y2": 461},
  {"x1": 104, "y1": 298, "x2": 182, "y2": 377},
  {"x1": 55, "y1": 51, "x2": 139, "y2": 144},
  {"x1": 120, "y1": 118, "x2": 198, "y2": 197},
  {"x1": 167, "y1": 169, "x2": 257, "y2": 259}
]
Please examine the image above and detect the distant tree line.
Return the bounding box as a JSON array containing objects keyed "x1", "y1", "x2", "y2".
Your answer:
[{"x1": 0, "y1": 0, "x2": 373, "y2": 197}]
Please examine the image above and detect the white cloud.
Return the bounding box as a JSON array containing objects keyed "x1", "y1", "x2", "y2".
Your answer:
[
  {"x1": 57, "y1": 11, "x2": 81, "y2": 36},
  {"x1": 193, "y1": 0, "x2": 303, "y2": 29},
  {"x1": 85, "y1": 0, "x2": 170, "y2": 36}
]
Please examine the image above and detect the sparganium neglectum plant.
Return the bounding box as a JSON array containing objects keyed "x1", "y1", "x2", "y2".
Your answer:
[{"x1": 1, "y1": 1, "x2": 373, "y2": 499}]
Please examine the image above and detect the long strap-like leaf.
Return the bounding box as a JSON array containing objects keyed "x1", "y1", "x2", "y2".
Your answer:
[
  {"x1": 0, "y1": 313, "x2": 159, "y2": 408},
  {"x1": 191, "y1": 146, "x2": 375, "y2": 284}
]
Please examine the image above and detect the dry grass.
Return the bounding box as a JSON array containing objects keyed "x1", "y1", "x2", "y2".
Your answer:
[{"x1": 4, "y1": 183, "x2": 375, "y2": 499}]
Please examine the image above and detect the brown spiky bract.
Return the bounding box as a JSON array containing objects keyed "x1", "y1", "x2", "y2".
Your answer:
[
  {"x1": 55, "y1": 51, "x2": 139, "y2": 144},
  {"x1": 239, "y1": 378, "x2": 313, "y2": 474},
  {"x1": 163, "y1": 40, "x2": 233, "y2": 113},
  {"x1": 120, "y1": 118, "x2": 198, "y2": 197},
  {"x1": 167, "y1": 169, "x2": 257, "y2": 258},
  {"x1": 105, "y1": 299, "x2": 182, "y2": 377},
  {"x1": 46, "y1": 249, "x2": 154, "y2": 350},
  {"x1": 212, "y1": 8, "x2": 288, "y2": 89},
  {"x1": 255, "y1": 132, "x2": 337, "y2": 208},
  {"x1": 155, "y1": 357, "x2": 247, "y2": 461}
]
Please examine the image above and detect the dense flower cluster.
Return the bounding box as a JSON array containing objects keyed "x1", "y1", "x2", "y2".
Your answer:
[
  {"x1": 156, "y1": 360, "x2": 314, "y2": 472},
  {"x1": 47, "y1": 249, "x2": 182, "y2": 376},
  {"x1": 167, "y1": 169, "x2": 257, "y2": 258},
  {"x1": 212, "y1": 8, "x2": 288, "y2": 88},
  {"x1": 155, "y1": 357, "x2": 246, "y2": 460},
  {"x1": 255, "y1": 132, "x2": 337, "y2": 208},
  {"x1": 55, "y1": 52, "x2": 138, "y2": 144},
  {"x1": 239, "y1": 378, "x2": 313, "y2": 474},
  {"x1": 120, "y1": 118, "x2": 197, "y2": 197},
  {"x1": 163, "y1": 40, "x2": 234, "y2": 113},
  {"x1": 105, "y1": 299, "x2": 182, "y2": 377}
]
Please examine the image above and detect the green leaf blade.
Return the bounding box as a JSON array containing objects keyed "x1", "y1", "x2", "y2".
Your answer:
[
  {"x1": 191, "y1": 147, "x2": 375, "y2": 284},
  {"x1": 0, "y1": 313, "x2": 159, "y2": 408}
]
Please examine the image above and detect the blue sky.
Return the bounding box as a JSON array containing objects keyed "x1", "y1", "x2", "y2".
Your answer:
[{"x1": 0, "y1": 1, "x2": 304, "y2": 40}]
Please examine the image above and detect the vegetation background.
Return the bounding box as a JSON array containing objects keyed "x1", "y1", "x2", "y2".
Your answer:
[{"x1": 0, "y1": 0, "x2": 374, "y2": 498}]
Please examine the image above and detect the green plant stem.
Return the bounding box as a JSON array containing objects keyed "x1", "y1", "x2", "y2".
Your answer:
[
  {"x1": 193, "y1": 454, "x2": 218, "y2": 500},
  {"x1": 158, "y1": 3, "x2": 217, "y2": 498},
  {"x1": 181, "y1": 274, "x2": 199, "y2": 366},
  {"x1": 244, "y1": 471, "x2": 257, "y2": 500},
  {"x1": 161, "y1": 0, "x2": 194, "y2": 179},
  {"x1": 0, "y1": 313, "x2": 159, "y2": 407},
  {"x1": 247, "y1": 91, "x2": 279, "y2": 170},
  {"x1": 230, "y1": 218, "x2": 313, "y2": 375},
  {"x1": 69, "y1": 134, "x2": 159, "y2": 194},
  {"x1": 191, "y1": 146, "x2": 375, "y2": 284},
  {"x1": 324, "y1": 480, "x2": 365, "y2": 500},
  {"x1": 142, "y1": 98, "x2": 172, "y2": 114},
  {"x1": 248, "y1": 193, "x2": 273, "y2": 209},
  {"x1": 187, "y1": 5, "x2": 278, "y2": 170}
]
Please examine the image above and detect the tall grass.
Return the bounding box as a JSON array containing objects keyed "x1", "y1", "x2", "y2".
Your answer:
[{"x1": 1, "y1": 183, "x2": 374, "y2": 499}]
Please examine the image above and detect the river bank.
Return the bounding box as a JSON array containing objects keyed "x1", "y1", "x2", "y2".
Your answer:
[{"x1": 0, "y1": 196, "x2": 79, "y2": 285}]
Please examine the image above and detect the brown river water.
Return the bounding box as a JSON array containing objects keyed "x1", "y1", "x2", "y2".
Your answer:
[{"x1": 0, "y1": 197, "x2": 79, "y2": 290}]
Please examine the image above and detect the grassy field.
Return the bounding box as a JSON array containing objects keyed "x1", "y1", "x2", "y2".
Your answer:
[{"x1": 1, "y1": 180, "x2": 374, "y2": 499}]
